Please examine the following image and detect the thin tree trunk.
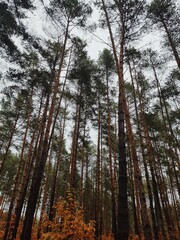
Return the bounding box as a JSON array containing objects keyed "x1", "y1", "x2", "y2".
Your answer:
[
  {"x1": 112, "y1": 110, "x2": 118, "y2": 198},
  {"x1": 36, "y1": 151, "x2": 53, "y2": 239},
  {"x1": 134, "y1": 72, "x2": 169, "y2": 240},
  {"x1": 161, "y1": 19, "x2": 180, "y2": 70},
  {"x1": 125, "y1": 98, "x2": 152, "y2": 240},
  {"x1": 151, "y1": 62, "x2": 180, "y2": 151},
  {"x1": 48, "y1": 105, "x2": 66, "y2": 222},
  {"x1": 70, "y1": 102, "x2": 81, "y2": 189},
  {"x1": 128, "y1": 59, "x2": 159, "y2": 240},
  {"x1": 9, "y1": 94, "x2": 44, "y2": 240},
  {"x1": 105, "y1": 69, "x2": 117, "y2": 239},
  {"x1": 20, "y1": 20, "x2": 69, "y2": 240},
  {"x1": 3, "y1": 92, "x2": 33, "y2": 240},
  {"x1": 127, "y1": 141, "x2": 142, "y2": 238},
  {"x1": 84, "y1": 151, "x2": 90, "y2": 223},
  {"x1": 152, "y1": 132, "x2": 180, "y2": 239},
  {"x1": 79, "y1": 113, "x2": 86, "y2": 206},
  {"x1": 151, "y1": 63, "x2": 180, "y2": 195},
  {"x1": 100, "y1": 1, "x2": 128, "y2": 238},
  {"x1": 95, "y1": 96, "x2": 101, "y2": 238}
]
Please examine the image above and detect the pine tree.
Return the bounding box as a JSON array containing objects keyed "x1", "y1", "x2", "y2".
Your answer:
[
  {"x1": 20, "y1": 2, "x2": 92, "y2": 239},
  {"x1": 147, "y1": 0, "x2": 180, "y2": 69},
  {"x1": 96, "y1": 1, "x2": 146, "y2": 239}
]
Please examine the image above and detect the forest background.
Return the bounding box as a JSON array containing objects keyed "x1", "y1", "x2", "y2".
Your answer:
[{"x1": 0, "y1": 0, "x2": 179, "y2": 240}]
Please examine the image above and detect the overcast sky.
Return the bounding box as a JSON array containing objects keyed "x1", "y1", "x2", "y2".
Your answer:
[
  {"x1": 22, "y1": 0, "x2": 165, "y2": 62},
  {"x1": 21, "y1": 0, "x2": 109, "y2": 60}
]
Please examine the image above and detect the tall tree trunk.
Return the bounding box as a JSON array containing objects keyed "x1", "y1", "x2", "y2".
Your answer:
[
  {"x1": 125, "y1": 99, "x2": 152, "y2": 240},
  {"x1": 151, "y1": 62, "x2": 180, "y2": 151},
  {"x1": 151, "y1": 63, "x2": 180, "y2": 195},
  {"x1": 3, "y1": 92, "x2": 33, "y2": 240},
  {"x1": 38, "y1": 149, "x2": 53, "y2": 235},
  {"x1": 100, "y1": 1, "x2": 128, "y2": 238},
  {"x1": 20, "y1": 20, "x2": 69, "y2": 240},
  {"x1": 48, "y1": 105, "x2": 66, "y2": 222},
  {"x1": 70, "y1": 102, "x2": 81, "y2": 189},
  {"x1": 152, "y1": 132, "x2": 180, "y2": 239},
  {"x1": 128, "y1": 59, "x2": 159, "y2": 240},
  {"x1": 134, "y1": 72, "x2": 169, "y2": 240},
  {"x1": 161, "y1": 18, "x2": 180, "y2": 70},
  {"x1": 127, "y1": 142, "x2": 142, "y2": 238},
  {"x1": 79, "y1": 111, "x2": 87, "y2": 206},
  {"x1": 105, "y1": 69, "x2": 117, "y2": 239},
  {"x1": 84, "y1": 151, "x2": 90, "y2": 223},
  {"x1": 95, "y1": 96, "x2": 101, "y2": 238},
  {"x1": 112, "y1": 110, "x2": 118, "y2": 198},
  {"x1": 9, "y1": 94, "x2": 45, "y2": 240}
]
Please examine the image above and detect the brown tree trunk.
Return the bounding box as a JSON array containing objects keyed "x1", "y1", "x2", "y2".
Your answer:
[
  {"x1": 161, "y1": 19, "x2": 180, "y2": 70},
  {"x1": 151, "y1": 63, "x2": 180, "y2": 195},
  {"x1": 100, "y1": 1, "x2": 128, "y2": 238},
  {"x1": 20, "y1": 20, "x2": 69, "y2": 240},
  {"x1": 70, "y1": 102, "x2": 81, "y2": 189},
  {"x1": 128, "y1": 59, "x2": 159, "y2": 240},
  {"x1": 152, "y1": 132, "x2": 180, "y2": 239},
  {"x1": 48, "y1": 105, "x2": 66, "y2": 222},
  {"x1": 84, "y1": 151, "x2": 90, "y2": 223},
  {"x1": 3, "y1": 92, "x2": 33, "y2": 240},
  {"x1": 79, "y1": 112, "x2": 87, "y2": 206},
  {"x1": 95, "y1": 96, "x2": 101, "y2": 237},
  {"x1": 105, "y1": 69, "x2": 117, "y2": 239},
  {"x1": 125, "y1": 99, "x2": 152, "y2": 240},
  {"x1": 134, "y1": 73, "x2": 169, "y2": 240},
  {"x1": 38, "y1": 149, "x2": 53, "y2": 236},
  {"x1": 127, "y1": 142, "x2": 142, "y2": 238},
  {"x1": 9, "y1": 94, "x2": 45, "y2": 240}
]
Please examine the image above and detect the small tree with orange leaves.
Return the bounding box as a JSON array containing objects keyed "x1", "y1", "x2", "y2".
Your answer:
[{"x1": 40, "y1": 190, "x2": 95, "y2": 240}]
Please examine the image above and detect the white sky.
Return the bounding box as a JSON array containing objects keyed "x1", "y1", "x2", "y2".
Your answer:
[
  {"x1": 21, "y1": 0, "x2": 109, "y2": 60},
  {"x1": 22, "y1": 0, "x2": 163, "y2": 60}
]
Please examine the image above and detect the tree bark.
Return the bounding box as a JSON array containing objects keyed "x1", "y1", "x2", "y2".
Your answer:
[
  {"x1": 20, "y1": 19, "x2": 69, "y2": 240},
  {"x1": 3, "y1": 92, "x2": 33, "y2": 240},
  {"x1": 129, "y1": 59, "x2": 159, "y2": 240},
  {"x1": 100, "y1": 1, "x2": 128, "y2": 238},
  {"x1": 161, "y1": 19, "x2": 180, "y2": 70}
]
